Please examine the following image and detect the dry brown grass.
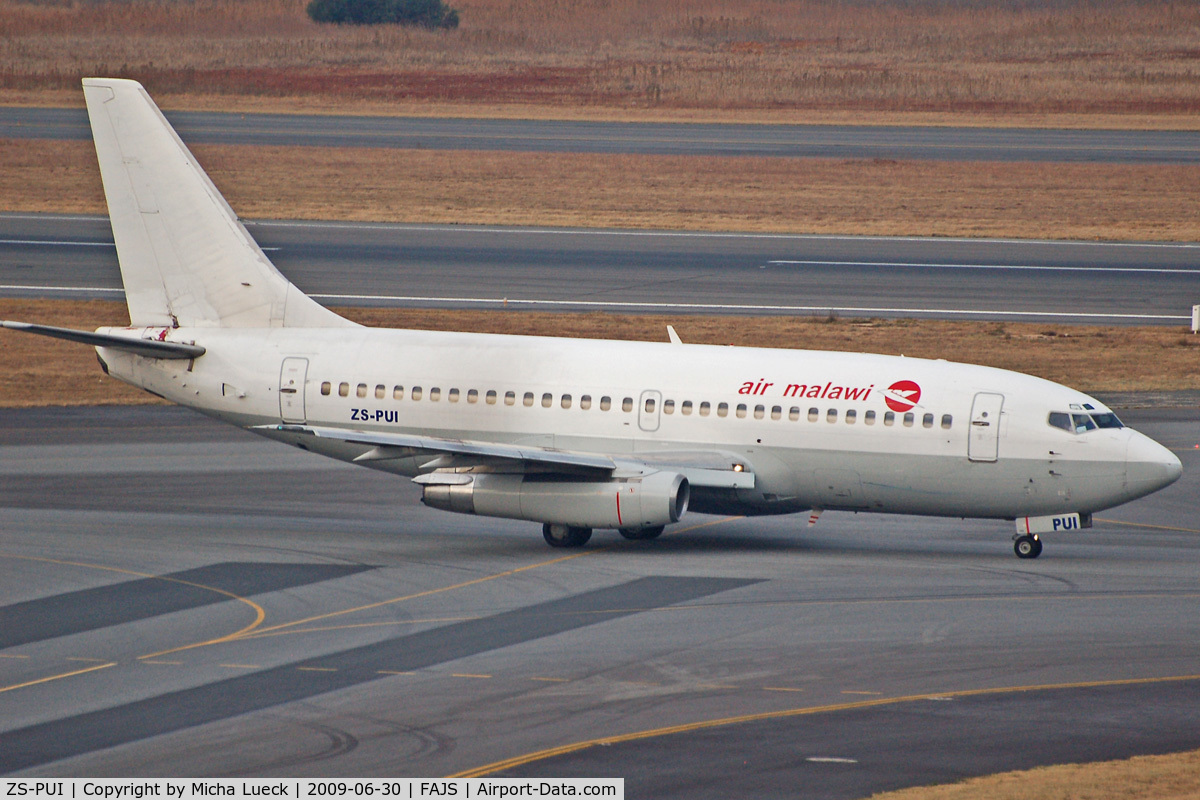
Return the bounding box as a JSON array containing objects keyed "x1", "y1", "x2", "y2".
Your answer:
[
  {"x1": 869, "y1": 748, "x2": 1200, "y2": 800},
  {"x1": 3, "y1": 299, "x2": 1198, "y2": 408},
  {"x1": 1, "y1": 0, "x2": 1199, "y2": 124},
  {"x1": 5, "y1": 138, "x2": 1200, "y2": 241}
]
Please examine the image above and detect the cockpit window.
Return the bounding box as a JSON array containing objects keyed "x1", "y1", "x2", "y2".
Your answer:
[
  {"x1": 1048, "y1": 412, "x2": 1072, "y2": 432},
  {"x1": 1050, "y1": 410, "x2": 1122, "y2": 434}
]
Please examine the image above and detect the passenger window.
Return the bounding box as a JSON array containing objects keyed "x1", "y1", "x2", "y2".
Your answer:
[
  {"x1": 357, "y1": 383, "x2": 368, "y2": 398},
  {"x1": 523, "y1": 392, "x2": 534, "y2": 407},
  {"x1": 681, "y1": 400, "x2": 692, "y2": 415},
  {"x1": 846, "y1": 409, "x2": 856, "y2": 424},
  {"x1": 663, "y1": 399, "x2": 675, "y2": 414},
  {"x1": 941, "y1": 414, "x2": 953, "y2": 429},
  {"x1": 699, "y1": 401, "x2": 711, "y2": 417},
  {"x1": 448, "y1": 388, "x2": 460, "y2": 402},
  {"x1": 771, "y1": 406, "x2": 782, "y2": 421},
  {"x1": 736, "y1": 404, "x2": 747, "y2": 419},
  {"x1": 601, "y1": 396, "x2": 612, "y2": 411},
  {"x1": 581, "y1": 395, "x2": 592, "y2": 410},
  {"x1": 903, "y1": 412, "x2": 914, "y2": 427},
  {"x1": 393, "y1": 385, "x2": 404, "y2": 400},
  {"x1": 753, "y1": 405, "x2": 764, "y2": 420},
  {"x1": 411, "y1": 386, "x2": 423, "y2": 401},
  {"x1": 430, "y1": 387, "x2": 441, "y2": 401},
  {"x1": 505, "y1": 391, "x2": 516, "y2": 406},
  {"x1": 486, "y1": 390, "x2": 497, "y2": 405},
  {"x1": 339, "y1": 382, "x2": 350, "y2": 397},
  {"x1": 645, "y1": 398, "x2": 656, "y2": 414},
  {"x1": 884, "y1": 411, "x2": 895, "y2": 426},
  {"x1": 623, "y1": 397, "x2": 634, "y2": 412},
  {"x1": 717, "y1": 402, "x2": 729, "y2": 418},
  {"x1": 542, "y1": 393, "x2": 553, "y2": 408},
  {"x1": 922, "y1": 413, "x2": 934, "y2": 428},
  {"x1": 789, "y1": 406, "x2": 800, "y2": 421},
  {"x1": 827, "y1": 408, "x2": 837, "y2": 423},
  {"x1": 561, "y1": 394, "x2": 572, "y2": 409},
  {"x1": 808, "y1": 407, "x2": 819, "y2": 422},
  {"x1": 467, "y1": 389, "x2": 478, "y2": 403},
  {"x1": 321, "y1": 381, "x2": 331, "y2": 396},
  {"x1": 375, "y1": 384, "x2": 386, "y2": 399},
  {"x1": 864, "y1": 410, "x2": 875, "y2": 425}
]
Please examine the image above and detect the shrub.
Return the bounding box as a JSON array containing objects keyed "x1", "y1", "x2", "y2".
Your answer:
[{"x1": 307, "y1": 0, "x2": 459, "y2": 28}]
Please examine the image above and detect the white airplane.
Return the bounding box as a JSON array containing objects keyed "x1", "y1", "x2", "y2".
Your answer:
[{"x1": 1, "y1": 79, "x2": 1183, "y2": 558}]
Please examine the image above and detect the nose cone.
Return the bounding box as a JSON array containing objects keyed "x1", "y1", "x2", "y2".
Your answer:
[{"x1": 1125, "y1": 431, "x2": 1183, "y2": 499}]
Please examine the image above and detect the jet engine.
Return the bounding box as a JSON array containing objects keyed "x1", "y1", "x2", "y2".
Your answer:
[{"x1": 418, "y1": 471, "x2": 689, "y2": 529}]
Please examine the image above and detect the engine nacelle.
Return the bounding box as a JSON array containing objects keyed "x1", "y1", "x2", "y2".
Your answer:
[{"x1": 419, "y1": 471, "x2": 689, "y2": 529}]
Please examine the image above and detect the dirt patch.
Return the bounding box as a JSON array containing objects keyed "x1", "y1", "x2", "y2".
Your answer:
[
  {"x1": 5, "y1": 139, "x2": 1200, "y2": 242},
  {"x1": 869, "y1": 748, "x2": 1200, "y2": 800},
  {"x1": 3, "y1": 299, "x2": 1197, "y2": 408},
  {"x1": 2, "y1": 0, "x2": 1199, "y2": 124}
]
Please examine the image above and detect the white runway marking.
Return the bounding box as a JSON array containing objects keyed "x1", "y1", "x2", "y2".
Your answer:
[
  {"x1": 0, "y1": 284, "x2": 1187, "y2": 321},
  {"x1": 248, "y1": 219, "x2": 1200, "y2": 249},
  {"x1": 768, "y1": 259, "x2": 1200, "y2": 274},
  {"x1": 313, "y1": 292, "x2": 1190, "y2": 322}
]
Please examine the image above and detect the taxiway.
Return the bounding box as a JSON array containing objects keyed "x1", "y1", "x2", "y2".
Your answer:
[{"x1": 1, "y1": 404, "x2": 1197, "y2": 796}]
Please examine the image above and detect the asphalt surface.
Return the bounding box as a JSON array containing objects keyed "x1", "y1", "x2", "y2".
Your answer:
[
  {"x1": 2, "y1": 213, "x2": 1197, "y2": 325},
  {"x1": 1, "y1": 404, "x2": 1198, "y2": 794},
  {"x1": 3, "y1": 107, "x2": 1200, "y2": 163}
]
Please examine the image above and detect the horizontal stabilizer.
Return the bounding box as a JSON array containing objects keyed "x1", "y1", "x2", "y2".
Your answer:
[{"x1": 0, "y1": 320, "x2": 205, "y2": 359}]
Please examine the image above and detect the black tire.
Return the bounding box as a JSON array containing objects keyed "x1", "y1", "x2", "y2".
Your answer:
[
  {"x1": 1014, "y1": 534, "x2": 1042, "y2": 559},
  {"x1": 618, "y1": 525, "x2": 666, "y2": 540},
  {"x1": 543, "y1": 523, "x2": 592, "y2": 548}
]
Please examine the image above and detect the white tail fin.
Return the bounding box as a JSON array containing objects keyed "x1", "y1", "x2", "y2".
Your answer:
[{"x1": 83, "y1": 78, "x2": 353, "y2": 329}]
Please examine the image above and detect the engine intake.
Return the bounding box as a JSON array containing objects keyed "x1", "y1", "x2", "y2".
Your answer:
[{"x1": 420, "y1": 471, "x2": 689, "y2": 529}]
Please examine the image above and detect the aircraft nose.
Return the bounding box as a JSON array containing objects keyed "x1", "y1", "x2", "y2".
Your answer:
[{"x1": 1125, "y1": 431, "x2": 1183, "y2": 496}]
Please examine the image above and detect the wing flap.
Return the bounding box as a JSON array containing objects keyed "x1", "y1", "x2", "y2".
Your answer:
[
  {"x1": 261, "y1": 424, "x2": 755, "y2": 488},
  {"x1": 266, "y1": 424, "x2": 617, "y2": 472}
]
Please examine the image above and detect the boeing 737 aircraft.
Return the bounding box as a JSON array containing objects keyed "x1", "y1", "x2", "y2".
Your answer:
[{"x1": 1, "y1": 79, "x2": 1183, "y2": 558}]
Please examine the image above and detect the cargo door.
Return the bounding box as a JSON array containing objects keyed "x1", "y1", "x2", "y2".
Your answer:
[{"x1": 279, "y1": 357, "x2": 309, "y2": 423}]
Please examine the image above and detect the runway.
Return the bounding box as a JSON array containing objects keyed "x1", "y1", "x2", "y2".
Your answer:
[
  {"x1": 2, "y1": 404, "x2": 1198, "y2": 794},
  {"x1": 3, "y1": 107, "x2": 1200, "y2": 163},
  {"x1": 1, "y1": 213, "x2": 1196, "y2": 324}
]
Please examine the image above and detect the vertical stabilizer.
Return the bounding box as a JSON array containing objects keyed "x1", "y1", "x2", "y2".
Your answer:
[{"x1": 83, "y1": 78, "x2": 353, "y2": 329}]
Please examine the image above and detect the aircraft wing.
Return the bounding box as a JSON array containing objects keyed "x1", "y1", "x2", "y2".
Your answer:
[{"x1": 264, "y1": 424, "x2": 754, "y2": 489}]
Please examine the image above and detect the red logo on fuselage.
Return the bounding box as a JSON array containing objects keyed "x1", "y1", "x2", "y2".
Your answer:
[{"x1": 884, "y1": 380, "x2": 921, "y2": 412}]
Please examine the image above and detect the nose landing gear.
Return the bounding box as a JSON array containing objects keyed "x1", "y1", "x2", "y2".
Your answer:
[{"x1": 1013, "y1": 533, "x2": 1043, "y2": 559}]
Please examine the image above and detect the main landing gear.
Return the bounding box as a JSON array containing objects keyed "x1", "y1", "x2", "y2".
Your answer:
[
  {"x1": 543, "y1": 523, "x2": 592, "y2": 548},
  {"x1": 618, "y1": 525, "x2": 665, "y2": 541},
  {"x1": 1013, "y1": 533, "x2": 1043, "y2": 559},
  {"x1": 541, "y1": 524, "x2": 667, "y2": 547}
]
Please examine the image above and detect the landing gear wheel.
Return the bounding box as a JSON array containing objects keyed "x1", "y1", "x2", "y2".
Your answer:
[
  {"x1": 618, "y1": 525, "x2": 665, "y2": 541},
  {"x1": 1014, "y1": 534, "x2": 1043, "y2": 559},
  {"x1": 543, "y1": 523, "x2": 592, "y2": 548}
]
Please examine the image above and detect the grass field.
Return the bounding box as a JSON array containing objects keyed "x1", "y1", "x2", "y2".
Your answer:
[
  {"x1": 2, "y1": 0, "x2": 1199, "y2": 125},
  {"x1": 3, "y1": 298, "x2": 1197, "y2": 408},
  {"x1": 5, "y1": 139, "x2": 1200, "y2": 241}
]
